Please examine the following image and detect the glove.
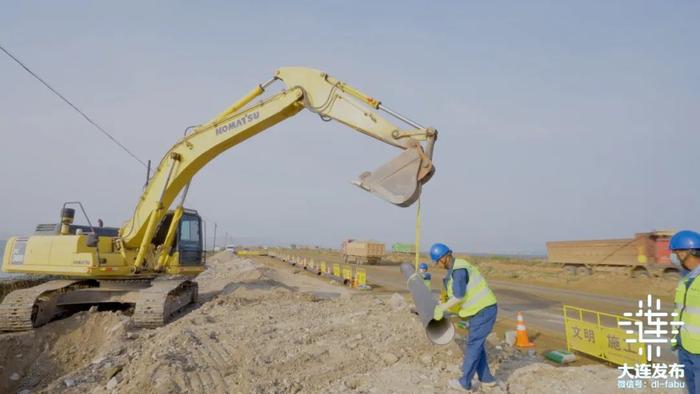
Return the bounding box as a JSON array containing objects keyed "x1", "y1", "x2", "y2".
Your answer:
[
  {"x1": 440, "y1": 289, "x2": 448, "y2": 303},
  {"x1": 434, "y1": 297, "x2": 462, "y2": 321},
  {"x1": 433, "y1": 304, "x2": 445, "y2": 321}
]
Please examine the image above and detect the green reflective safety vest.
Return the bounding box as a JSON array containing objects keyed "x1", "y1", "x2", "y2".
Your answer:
[
  {"x1": 674, "y1": 274, "x2": 700, "y2": 353},
  {"x1": 446, "y1": 258, "x2": 497, "y2": 318}
]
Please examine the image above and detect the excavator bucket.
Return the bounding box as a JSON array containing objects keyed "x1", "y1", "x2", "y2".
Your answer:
[{"x1": 353, "y1": 146, "x2": 434, "y2": 207}]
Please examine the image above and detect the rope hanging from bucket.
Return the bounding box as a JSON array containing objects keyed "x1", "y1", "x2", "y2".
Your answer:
[{"x1": 414, "y1": 197, "x2": 421, "y2": 271}]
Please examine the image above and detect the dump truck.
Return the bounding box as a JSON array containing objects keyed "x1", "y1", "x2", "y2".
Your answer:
[
  {"x1": 546, "y1": 231, "x2": 677, "y2": 279},
  {"x1": 392, "y1": 242, "x2": 416, "y2": 254},
  {"x1": 341, "y1": 240, "x2": 385, "y2": 264}
]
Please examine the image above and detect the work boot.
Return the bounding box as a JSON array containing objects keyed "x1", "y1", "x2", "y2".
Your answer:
[
  {"x1": 481, "y1": 380, "x2": 498, "y2": 388},
  {"x1": 447, "y1": 379, "x2": 472, "y2": 392}
]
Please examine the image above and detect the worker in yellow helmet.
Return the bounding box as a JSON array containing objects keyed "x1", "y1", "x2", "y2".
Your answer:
[
  {"x1": 430, "y1": 243, "x2": 498, "y2": 392},
  {"x1": 670, "y1": 230, "x2": 700, "y2": 393}
]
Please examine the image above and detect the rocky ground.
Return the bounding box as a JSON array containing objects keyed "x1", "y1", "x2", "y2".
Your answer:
[{"x1": 0, "y1": 254, "x2": 684, "y2": 393}]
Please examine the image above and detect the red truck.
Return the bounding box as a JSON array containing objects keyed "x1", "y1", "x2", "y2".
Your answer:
[{"x1": 546, "y1": 231, "x2": 677, "y2": 279}]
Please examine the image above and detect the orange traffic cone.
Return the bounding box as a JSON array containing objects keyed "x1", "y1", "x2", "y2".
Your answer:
[{"x1": 515, "y1": 311, "x2": 535, "y2": 348}]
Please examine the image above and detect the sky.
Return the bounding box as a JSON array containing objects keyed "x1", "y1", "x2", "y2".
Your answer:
[{"x1": 1, "y1": 1, "x2": 698, "y2": 254}]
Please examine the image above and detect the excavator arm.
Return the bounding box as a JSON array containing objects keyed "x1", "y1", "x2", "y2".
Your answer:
[{"x1": 118, "y1": 67, "x2": 437, "y2": 271}]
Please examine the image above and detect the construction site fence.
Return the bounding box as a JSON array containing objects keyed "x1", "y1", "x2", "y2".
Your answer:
[
  {"x1": 563, "y1": 305, "x2": 646, "y2": 366},
  {"x1": 266, "y1": 252, "x2": 369, "y2": 289}
]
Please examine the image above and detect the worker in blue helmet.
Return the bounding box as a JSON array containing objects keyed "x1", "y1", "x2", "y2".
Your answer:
[
  {"x1": 418, "y1": 262, "x2": 432, "y2": 288},
  {"x1": 670, "y1": 230, "x2": 700, "y2": 393},
  {"x1": 430, "y1": 243, "x2": 498, "y2": 392}
]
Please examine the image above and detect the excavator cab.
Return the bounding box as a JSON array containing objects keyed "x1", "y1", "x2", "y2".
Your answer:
[
  {"x1": 176, "y1": 211, "x2": 204, "y2": 266},
  {"x1": 153, "y1": 209, "x2": 204, "y2": 267}
]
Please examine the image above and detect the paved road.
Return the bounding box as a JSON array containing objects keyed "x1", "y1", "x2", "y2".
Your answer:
[
  {"x1": 355, "y1": 264, "x2": 674, "y2": 334},
  {"x1": 361, "y1": 263, "x2": 679, "y2": 363}
]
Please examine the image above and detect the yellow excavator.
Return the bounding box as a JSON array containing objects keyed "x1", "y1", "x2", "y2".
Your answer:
[{"x1": 0, "y1": 67, "x2": 437, "y2": 331}]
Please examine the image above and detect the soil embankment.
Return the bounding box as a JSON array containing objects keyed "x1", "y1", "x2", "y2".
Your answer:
[{"x1": 0, "y1": 254, "x2": 682, "y2": 393}]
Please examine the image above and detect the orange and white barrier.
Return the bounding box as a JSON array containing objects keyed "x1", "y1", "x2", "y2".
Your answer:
[{"x1": 515, "y1": 311, "x2": 535, "y2": 348}]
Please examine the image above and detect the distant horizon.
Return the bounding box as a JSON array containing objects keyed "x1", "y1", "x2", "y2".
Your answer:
[
  {"x1": 0, "y1": 237, "x2": 545, "y2": 257},
  {"x1": 2, "y1": 2, "x2": 698, "y2": 253}
]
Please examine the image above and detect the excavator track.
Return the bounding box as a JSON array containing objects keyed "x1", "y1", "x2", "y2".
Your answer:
[
  {"x1": 133, "y1": 279, "x2": 198, "y2": 328},
  {"x1": 0, "y1": 279, "x2": 83, "y2": 332}
]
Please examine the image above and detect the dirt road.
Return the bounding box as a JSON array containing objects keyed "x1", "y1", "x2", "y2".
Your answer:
[
  {"x1": 269, "y1": 250, "x2": 677, "y2": 327},
  {"x1": 359, "y1": 263, "x2": 673, "y2": 332}
]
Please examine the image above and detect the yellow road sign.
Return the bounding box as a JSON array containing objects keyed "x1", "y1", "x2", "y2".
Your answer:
[
  {"x1": 342, "y1": 266, "x2": 352, "y2": 283},
  {"x1": 332, "y1": 263, "x2": 341, "y2": 277},
  {"x1": 355, "y1": 268, "x2": 367, "y2": 286},
  {"x1": 563, "y1": 305, "x2": 646, "y2": 366}
]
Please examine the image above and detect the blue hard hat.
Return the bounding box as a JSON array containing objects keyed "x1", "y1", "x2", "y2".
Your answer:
[
  {"x1": 419, "y1": 263, "x2": 428, "y2": 270},
  {"x1": 670, "y1": 230, "x2": 700, "y2": 251},
  {"x1": 430, "y1": 243, "x2": 452, "y2": 262}
]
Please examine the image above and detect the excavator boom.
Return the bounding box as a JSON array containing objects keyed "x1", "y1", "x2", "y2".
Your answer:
[{"x1": 119, "y1": 67, "x2": 436, "y2": 270}]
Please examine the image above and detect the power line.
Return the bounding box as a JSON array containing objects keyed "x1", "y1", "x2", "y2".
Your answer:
[{"x1": 0, "y1": 43, "x2": 147, "y2": 168}]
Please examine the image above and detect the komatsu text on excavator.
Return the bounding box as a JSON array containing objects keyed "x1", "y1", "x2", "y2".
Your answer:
[{"x1": 1, "y1": 67, "x2": 437, "y2": 331}]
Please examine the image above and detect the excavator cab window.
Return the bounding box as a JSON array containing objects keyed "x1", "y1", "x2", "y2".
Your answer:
[{"x1": 177, "y1": 212, "x2": 203, "y2": 266}]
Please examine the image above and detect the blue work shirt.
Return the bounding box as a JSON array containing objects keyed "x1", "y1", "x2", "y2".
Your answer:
[
  {"x1": 687, "y1": 265, "x2": 700, "y2": 279},
  {"x1": 443, "y1": 266, "x2": 469, "y2": 298}
]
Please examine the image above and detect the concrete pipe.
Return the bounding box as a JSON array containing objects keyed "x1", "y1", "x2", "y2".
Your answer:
[{"x1": 400, "y1": 263, "x2": 454, "y2": 345}]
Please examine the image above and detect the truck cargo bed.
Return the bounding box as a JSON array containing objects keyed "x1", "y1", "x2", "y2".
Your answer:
[{"x1": 546, "y1": 238, "x2": 646, "y2": 266}]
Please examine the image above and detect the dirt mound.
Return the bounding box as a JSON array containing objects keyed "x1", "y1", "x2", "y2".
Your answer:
[{"x1": 0, "y1": 310, "x2": 129, "y2": 393}]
